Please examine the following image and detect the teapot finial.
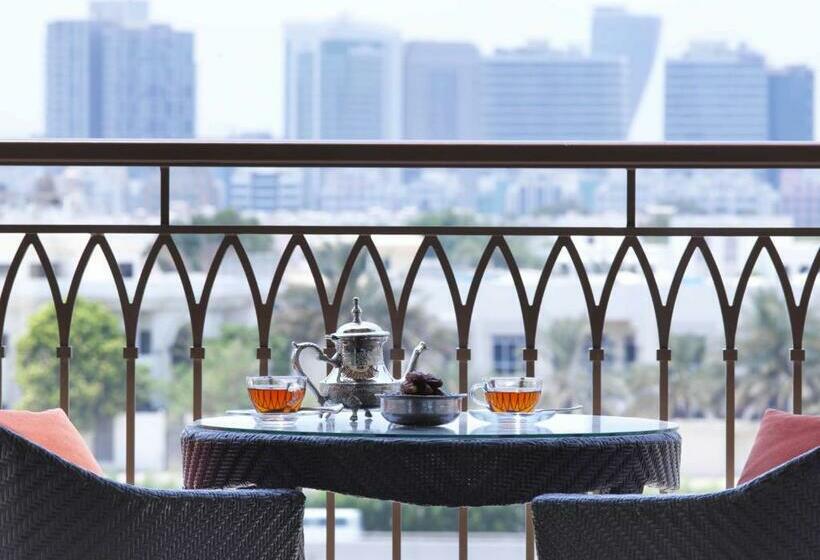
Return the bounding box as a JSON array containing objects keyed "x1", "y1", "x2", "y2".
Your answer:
[{"x1": 351, "y1": 297, "x2": 362, "y2": 324}]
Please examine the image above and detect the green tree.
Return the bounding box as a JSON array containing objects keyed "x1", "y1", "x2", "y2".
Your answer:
[
  {"x1": 408, "y1": 210, "x2": 544, "y2": 269},
  {"x1": 16, "y1": 299, "x2": 151, "y2": 455},
  {"x1": 169, "y1": 209, "x2": 271, "y2": 271},
  {"x1": 167, "y1": 324, "x2": 292, "y2": 418}
]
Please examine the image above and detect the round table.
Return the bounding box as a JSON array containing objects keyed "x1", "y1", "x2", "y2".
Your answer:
[{"x1": 182, "y1": 412, "x2": 680, "y2": 507}]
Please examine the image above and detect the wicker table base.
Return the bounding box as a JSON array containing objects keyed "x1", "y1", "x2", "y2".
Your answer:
[{"x1": 182, "y1": 425, "x2": 680, "y2": 507}]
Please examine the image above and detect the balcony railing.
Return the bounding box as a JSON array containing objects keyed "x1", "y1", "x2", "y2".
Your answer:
[{"x1": 1, "y1": 140, "x2": 819, "y2": 560}]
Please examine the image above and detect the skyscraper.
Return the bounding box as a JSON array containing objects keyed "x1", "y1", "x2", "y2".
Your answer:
[
  {"x1": 768, "y1": 66, "x2": 814, "y2": 140},
  {"x1": 89, "y1": 0, "x2": 148, "y2": 25},
  {"x1": 46, "y1": 1, "x2": 195, "y2": 138},
  {"x1": 665, "y1": 43, "x2": 768, "y2": 140},
  {"x1": 284, "y1": 19, "x2": 401, "y2": 139},
  {"x1": 591, "y1": 7, "x2": 661, "y2": 133},
  {"x1": 403, "y1": 42, "x2": 480, "y2": 139},
  {"x1": 481, "y1": 44, "x2": 628, "y2": 140}
]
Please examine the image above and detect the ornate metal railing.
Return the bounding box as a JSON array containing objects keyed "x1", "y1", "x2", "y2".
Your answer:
[{"x1": 1, "y1": 140, "x2": 819, "y2": 560}]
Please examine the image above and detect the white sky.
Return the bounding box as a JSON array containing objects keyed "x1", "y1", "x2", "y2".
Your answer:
[{"x1": 2, "y1": 0, "x2": 819, "y2": 139}]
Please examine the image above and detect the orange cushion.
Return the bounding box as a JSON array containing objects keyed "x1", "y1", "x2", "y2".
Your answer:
[
  {"x1": 0, "y1": 408, "x2": 104, "y2": 476},
  {"x1": 738, "y1": 408, "x2": 820, "y2": 485}
]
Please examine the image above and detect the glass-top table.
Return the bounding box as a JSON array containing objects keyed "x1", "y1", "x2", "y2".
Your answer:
[
  {"x1": 198, "y1": 411, "x2": 678, "y2": 439},
  {"x1": 183, "y1": 411, "x2": 681, "y2": 507}
]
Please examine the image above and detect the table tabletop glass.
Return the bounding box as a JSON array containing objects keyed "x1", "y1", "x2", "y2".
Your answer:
[{"x1": 197, "y1": 411, "x2": 678, "y2": 439}]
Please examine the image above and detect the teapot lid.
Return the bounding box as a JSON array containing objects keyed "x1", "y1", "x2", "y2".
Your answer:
[{"x1": 333, "y1": 297, "x2": 389, "y2": 338}]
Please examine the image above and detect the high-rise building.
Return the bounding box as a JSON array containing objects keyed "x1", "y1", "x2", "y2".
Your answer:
[
  {"x1": 284, "y1": 19, "x2": 401, "y2": 139},
  {"x1": 46, "y1": 2, "x2": 195, "y2": 138},
  {"x1": 403, "y1": 42, "x2": 480, "y2": 139},
  {"x1": 665, "y1": 43, "x2": 768, "y2": 140},
  {"x1": 481, "y1": 44, "x2": 628, "y2": 140},
  {"x1": 768, "y1": 66, "x2": 814, "y2": 140},
  {"x1": 591, "y1": 7, "x2": 661, "y2": 133},
  {"x1": 89, "y1": 0, "x2": 148, "y2": 25}
]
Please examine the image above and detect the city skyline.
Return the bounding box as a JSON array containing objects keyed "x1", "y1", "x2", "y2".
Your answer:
[{"x1": 4, "y1": 0, "x2": 820, "y2": 139}]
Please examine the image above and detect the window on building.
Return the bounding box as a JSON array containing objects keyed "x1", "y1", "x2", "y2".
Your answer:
[
  {"x1": 624, "y1": 335, "x2": 638, "y2": 364},
  {"x1": 492, "y1": 335, "x2": 525, "y2": 375},
  {"x1": 139, "y1": 329, "x2": 152, "y2": 355},
  {"x1": 30, "y1": 262, "x2": 62, "y2": 278},
  {"x1": 119, "y1": 262, "x2": 134, "y2": 278}
]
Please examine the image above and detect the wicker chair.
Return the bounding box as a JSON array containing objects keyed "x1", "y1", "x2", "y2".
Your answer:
[
  {"x1": 532, "y1": 446, "x2": 820, "y2": 560},
  {"x1": 0, "y1": 426, "x2": 305, "y2": 560}
]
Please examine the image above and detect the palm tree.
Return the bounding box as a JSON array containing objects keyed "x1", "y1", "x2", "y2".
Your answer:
[
  {"x1": 666, "y1": 333, "x2": 724, "y2": 419},
  {"x1": 541, "y1": 317, "x2": 590, "y2": 408},
  {"x1": 735, "y1": 289, "x2": 820, "y2": 419}
]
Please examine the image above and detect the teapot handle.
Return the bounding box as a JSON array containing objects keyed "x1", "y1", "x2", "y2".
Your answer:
[{"x1": 291, "y1": 342, "x2": 335, "y2": 405}]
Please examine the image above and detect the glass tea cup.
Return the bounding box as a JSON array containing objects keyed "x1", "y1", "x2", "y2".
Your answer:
[
  {"x1": 469, "y1": 377, "x2": 542, "y2": 413},
  {"x1": 246, "y1": 376, "x2": 307, "y2": 414}
]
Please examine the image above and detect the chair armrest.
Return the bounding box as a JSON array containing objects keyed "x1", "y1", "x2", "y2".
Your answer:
[
  {"x1": 0, "y1": 427, "x2": 305, "y2": 560},
  {"x1": 111, "y1": 486, "x2": 305, "y2": 560},
  {"x1": 532, "y1": 447, "x2": 820, "y2": 560}
]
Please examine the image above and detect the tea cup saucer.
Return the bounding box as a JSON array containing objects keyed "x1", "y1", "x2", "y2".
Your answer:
[
  {"x1": 468, "y1": 405, "x2": 581, "y2": 424},
  {"x1": 225, "y1": 409, "x2": 322, "y2": 423}
]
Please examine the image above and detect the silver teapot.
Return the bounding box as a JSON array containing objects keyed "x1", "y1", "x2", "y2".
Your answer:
[{"x1": 291, "y1": 297, "x2": 426, "y2": 420}]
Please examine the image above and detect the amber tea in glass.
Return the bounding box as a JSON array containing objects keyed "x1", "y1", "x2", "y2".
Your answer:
[
  {"x1": 470, "y1": 377, "x2": 542, "y2": 413},
  {"x1": 246, "y1": 376, "x2": 306, "y2": 413}
]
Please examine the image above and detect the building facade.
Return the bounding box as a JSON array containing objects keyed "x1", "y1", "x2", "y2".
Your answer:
[
  {"x1": 665, "y1": 43, "x2": 768, "y2": 140},
  {"x1": 768, "y1": 66, "x2": 814, "y2": 141},
  {"x1": 591, "y1": 6, "x2": 661, "y2": 133},
  {"x1": 46, "y1": 5, "x2": 194, "y2": 138},
  {"x1": 284, "y1": 19, "x2": 401, "y2": 140},
  {"x1": 403, "y1": 41, "x2": 480, "y2": 140},
  {"x1": 227, "y1": 169, "x2": 305, "y2": 212},
  {"x1": 481, "y1": 44, "x2": 628, "y2": 140}
]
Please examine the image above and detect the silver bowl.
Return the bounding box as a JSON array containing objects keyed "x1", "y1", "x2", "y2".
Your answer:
[{"x1": 379, "y1": 393, "x2": 465, "y2": 426}]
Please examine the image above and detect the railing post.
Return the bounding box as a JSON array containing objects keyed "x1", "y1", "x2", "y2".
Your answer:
[
  {"x1": 791, "y1": 348, "x2": 804, "y2": 414},
  {"x1": 723, "y1": 348, "x2": 737, "y2": 488},
  {"x1": 190, "y1": 347, "x2": 204, "y2": 421},
  {"x1": 325, "y1": 341, "x2": 336, "y2": 560},
  {"x1": 123, "y1": 346, "x2": 138, "y2": 484},
  {"x1": 56, "y1": 346, "x2": 72, "y2": 414},
  {"x1": 589, "y1": 348, "x2": 604, "y2": 415},
  {"x1": 522, "y1": 347, "x2": 537, "y2": 560},
  {"x1": 657, "y1": 348, "x2": 671, "y2": 421},
  {"x1": 256, "y1": 347, "x2": 271, "y2": 376},
  {"x1": 456, "y1": 347, "x2": 471, "y2": 560},
  {"x1": 160, "y1": 166, "x2": 170, "y2": 228},
  {"x1": 390, "y1": 347, "x2": 405, "y2": 560},
  {"x1": 626, "y1": 168, "x2": 636, "y2": 229}
]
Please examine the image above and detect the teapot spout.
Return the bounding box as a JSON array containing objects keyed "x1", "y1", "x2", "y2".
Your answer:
[{"x1": 403, "y1": 342, "x2": 427, "y2": 376}]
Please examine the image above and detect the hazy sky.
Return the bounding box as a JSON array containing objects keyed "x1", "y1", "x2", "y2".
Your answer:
[{"x1": 2, "y1": 0, "x2": 819, "y2": 139}]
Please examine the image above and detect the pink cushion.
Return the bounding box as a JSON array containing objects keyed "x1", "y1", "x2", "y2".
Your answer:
[
  {"x1": 737, "y1": 408, "x2": 820, "y2": 485},
  {"x1": 0, "y1": 408, "x2": 104, "y2": 475}
]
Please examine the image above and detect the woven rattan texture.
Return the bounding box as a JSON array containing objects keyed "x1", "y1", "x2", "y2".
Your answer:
[
  {"x1": 532, "y1": 447, "x2": 820, "y2": 560},
  {"x1": 182, "y1": 425, "x2": 680, "y2": 506},
  {"x1": 0, "y1": 427, "x2": 305, "y2": 560}
]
